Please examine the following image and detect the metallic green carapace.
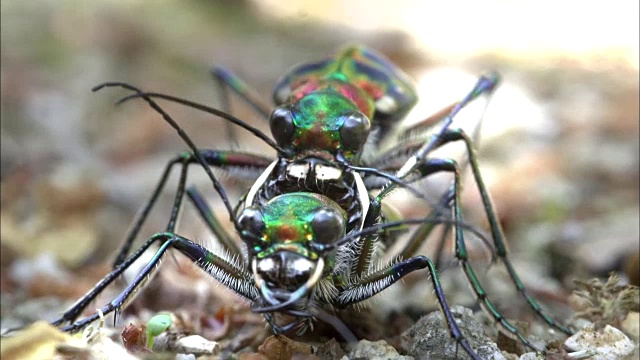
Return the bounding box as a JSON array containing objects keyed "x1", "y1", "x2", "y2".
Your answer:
[
  {"x1": 271, "y1": 45, "x2": 419, "y2": 162},
  {"x1": 274, "y1": 45, "x2": 417, "y2": 119},
  {"x1": 256, "y1": 192, "x2": 346, "y2": 260},
  {"x1": 289, "y1": 87, "x2": 368, "y2": 160}
]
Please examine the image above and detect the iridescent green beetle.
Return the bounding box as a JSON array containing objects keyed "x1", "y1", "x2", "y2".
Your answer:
[{"x1": 266, "y1": 45, "x2": 418, "y2": 171}]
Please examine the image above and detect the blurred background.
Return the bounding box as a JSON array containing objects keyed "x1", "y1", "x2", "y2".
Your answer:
[{"x1": 1, "y1": 0, "x2": 638, "y2": 340}]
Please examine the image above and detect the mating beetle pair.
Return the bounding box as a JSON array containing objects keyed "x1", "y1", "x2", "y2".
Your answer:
[{"x1": 42, "y1": 46, "x2": 570, "y2": 359}]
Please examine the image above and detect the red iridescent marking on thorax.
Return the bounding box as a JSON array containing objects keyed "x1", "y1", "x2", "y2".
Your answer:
[
  {"x1": 275, "y1": 224, "x2": 303, "y2": 243},
  {"x1": 335, "y1": 82, "x2": 375, "y2": 119},
  {"x1": 354, "y1": 79, "x2": 385, "y2": 101},
  {"x1": 290, "y1": 79, "x2": 375, "y2": 120}
]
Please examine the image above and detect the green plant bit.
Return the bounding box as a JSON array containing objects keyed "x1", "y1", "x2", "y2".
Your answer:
[{"x1": 146, "y1": 313, "x2": 173, "y2": 349}]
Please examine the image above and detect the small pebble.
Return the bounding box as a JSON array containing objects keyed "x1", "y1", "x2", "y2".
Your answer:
[
  {"x1": 349, "y1": 339, "x2": 414, "y2": 360},
  {"x1": 564, "y1": 325, "x2": 636, "y2": 360},
  {"x1": 518, "y1": 353, "x2": 543, "y2": 360},
  {"x1": 621, "y1": 312, "x2": 639, "y2": 341},
  {"x1": 176, "y1": 354, "x2": 196, "y2": 360},
  {"x1": 401, "y1": 306, "x2": 506, "y2": 360},
  {"x1": 175, "y1": 335, "x2": 221, "y2": 356},
  {"x1": 257, "y1": 335, "x2": 312, "y2": 359}
]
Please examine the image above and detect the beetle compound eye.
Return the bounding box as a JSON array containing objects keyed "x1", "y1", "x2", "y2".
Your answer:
[
  {"x1": 311, "y1": 208, "x2": 345, "y2": 244},
  {"x1": 340, "y1": 111, "x2": 371, "y2": 151},
  {"x1": 269, "y1": 106, "x2": 295, "y2": 147},
  {"x1": 237, "y1": 207, "x2": 265, "y2": 240}
]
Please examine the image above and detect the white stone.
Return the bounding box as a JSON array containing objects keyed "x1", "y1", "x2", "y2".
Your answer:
[
  {"x1": 564, "y1": 325, "x2": 636, "y2": 360},
  {"x1": 176, "y1": 354, "x2": 196, "y2": 360},
  {"x1": 518, "y1": 352, "x2": 543, "y2": 360},
  {"x1": 175, "y1": 335, "x2": 221, "y2": 356}
]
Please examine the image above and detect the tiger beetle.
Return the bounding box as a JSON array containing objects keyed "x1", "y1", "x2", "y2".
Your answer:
[{"x1": 35, "y1": 46, "x2": 571, "y2": 359}]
